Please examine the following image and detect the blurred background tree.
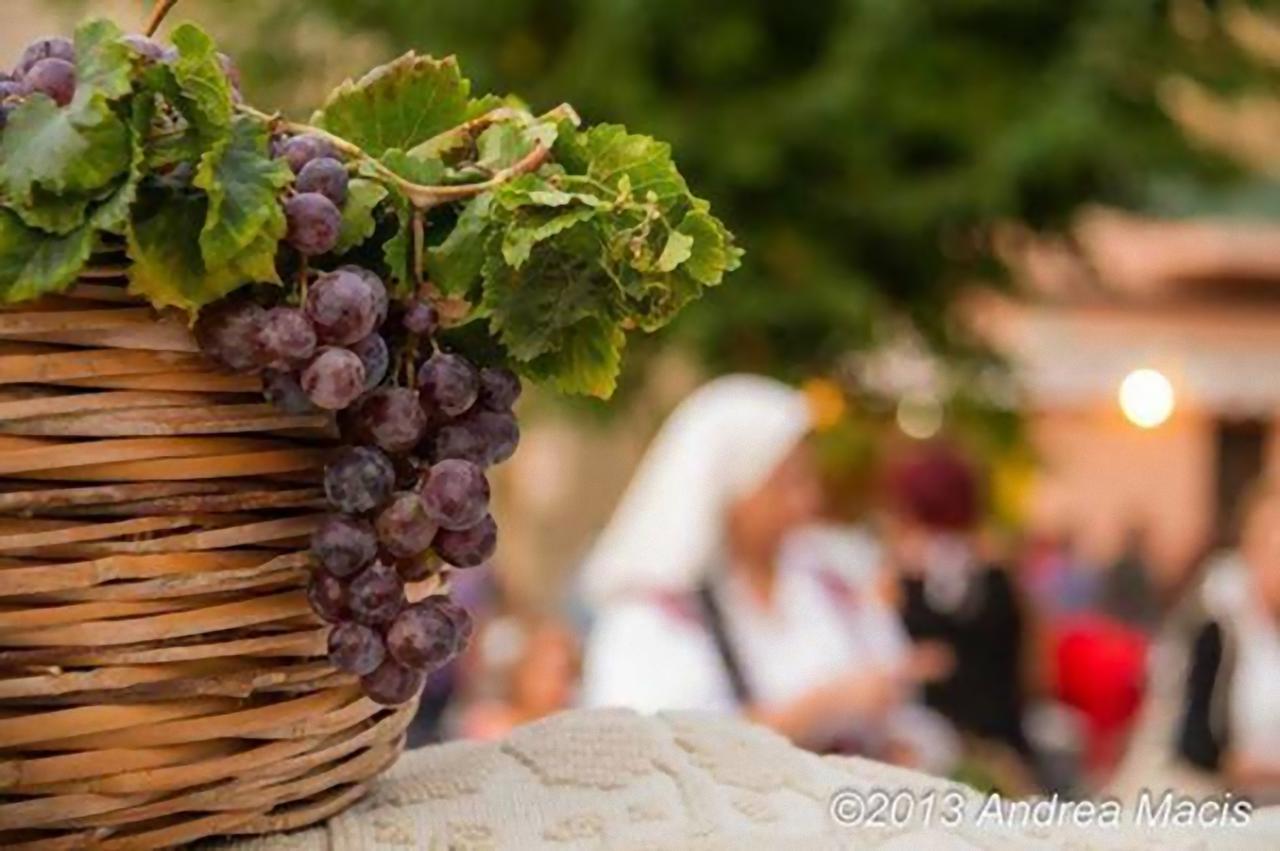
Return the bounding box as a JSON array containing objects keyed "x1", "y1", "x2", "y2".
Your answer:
[{"x1": 221, "y1": 0, "x2": 1263, "y2": 383}]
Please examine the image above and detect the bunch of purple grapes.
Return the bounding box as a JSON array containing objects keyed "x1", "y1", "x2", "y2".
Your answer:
[
  {"x1": 195, "y1": 241, "x2": 522, "y2": 707},
  {"x1": 3, "y1": 36, "x2": 79, "y2": 124},
  {"x1": 1, "y1": 34, "x2": 242, "y2": 129}
]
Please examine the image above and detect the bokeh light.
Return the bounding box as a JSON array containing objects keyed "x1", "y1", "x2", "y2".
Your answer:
[{"x1": 1118, "y1": 368, "x2": 1175, "y2": 429}]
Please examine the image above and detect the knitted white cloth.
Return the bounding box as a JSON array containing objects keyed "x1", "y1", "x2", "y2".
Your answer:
[{"x1": 227, "y1": 708, "x2": 1280, "y2": 850}]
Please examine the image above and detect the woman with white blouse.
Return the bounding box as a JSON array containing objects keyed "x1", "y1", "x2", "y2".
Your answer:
[{"x1": 578, "y1": 375, "x2": 953, "y2": 768}]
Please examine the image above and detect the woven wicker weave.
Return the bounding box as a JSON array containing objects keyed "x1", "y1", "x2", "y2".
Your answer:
[{"x1": 0, "y1": 266, "x2": 437, "y2": 848}]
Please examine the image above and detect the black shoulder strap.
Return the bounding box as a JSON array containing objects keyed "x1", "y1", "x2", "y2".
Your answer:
[{"x1": 695, "y1": 580, "x2": 753, "y2": 706}]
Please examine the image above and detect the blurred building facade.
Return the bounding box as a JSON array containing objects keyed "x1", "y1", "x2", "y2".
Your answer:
[{"x1": 975, "y1": 209, "x2": 1280, "y2": 588}]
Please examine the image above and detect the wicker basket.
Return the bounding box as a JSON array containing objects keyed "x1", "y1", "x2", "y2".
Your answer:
[{"x1": 0, "y1": 266, "x2": 438, "y2": 848}]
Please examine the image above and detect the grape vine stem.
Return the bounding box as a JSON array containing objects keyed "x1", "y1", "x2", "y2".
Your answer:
[
  {"x1": 144, "y1": 0, "x2": 182, "y2": 37},
  {"x1": 236, "y1": 103, "x2": 580, "y2": 211}
]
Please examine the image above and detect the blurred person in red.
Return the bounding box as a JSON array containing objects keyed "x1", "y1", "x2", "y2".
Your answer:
[
  {"x1": 880, "y1": 443, "x2": 1037, "y2": 769},
  {"x1": 1176, "y1": 479, "x2": 1280, "y2": 802},
  {"x1": 579, "y1": 375, "x2": 955, "y2": 770}
]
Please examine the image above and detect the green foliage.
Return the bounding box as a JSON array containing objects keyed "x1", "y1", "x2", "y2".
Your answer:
[
  {"x1": 258, "y1": 0, "x2": 1251, "y2": 380},
  {"x1": 427, "y1": 123, "x2": 739, "y2": 395},
  {"x1": 193, "y1": 116, "x2": 292, "y2": 269},
  {"x1": 311, "y1": 54, "x2": 478, "y2": 156},
  {"x1": 0, "y1": 17, "x2": 737, "y2": 399}
]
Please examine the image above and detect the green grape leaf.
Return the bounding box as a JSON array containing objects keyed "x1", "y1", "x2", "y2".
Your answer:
[
  {"x1": 493, "y1": 174, "x2": 607, "y2": 211},
  {"x1": 0, "y1": 209, "x2": 95, "y2": 303},
  {"x1": 677, "y1": 206, "x2": 742, "y2": 285},
  {"x1": 72, "y1": 18, "x2": 133, "y2": 105},
  {"x1": 168, "y1": 23, "x2": 235, "y2": 143},
  {"x1": 474, "y1": 119, "x2": 560, "y2": 173},
  {"x1": 0, "y1": 169, "x2": 139, "y2": 303},
  {"x1": 0, "y1": 20, "x2": 137, "y2": 209},
  {"x1": 555, "y1": 124, "x2": 690, "y2": 209},
  {"x1": 312, "y1": 53, "x2": 473, "y2": 157},
  {"x1": 193, "y1": 115, "x2": 291, "y2": 268},
  {"x1": 126, "y1": 191, "x2": 278, "y2": 312},
  {"x1": 655, "y1": 229, "x2": 694, "y2": 273},
  {"x1": 501, "y1": 206, "x2": 598, "y2": 268},
  {"x1": 479, "y1": 224, "x2": 618, "y2": 363},
  {"x1": 425, "y1": 194, "x2": 493, "y2": 296},
  {"x1": 0, "y1": 19, "x2": 136, "y2": 209},
  {"x1": 335, "y1": 178, "x2": 389, "y2": 253},
  {"x1": 11, "y1": 188, "x2": 92, "y2": 235},
  {"x1": 0, "y1": 96, "x2": 129, "y2": 204},
  {"x1": 526, "y1": 318, "x2": 626, "y2": 398},
  {"x1": 377, "y1": 149, "x2": 446, "y2": 184}
]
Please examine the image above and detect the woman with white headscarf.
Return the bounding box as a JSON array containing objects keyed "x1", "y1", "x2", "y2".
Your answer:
[{"x1": 580, "y1": 375, "x2": 952, "y2": 759}]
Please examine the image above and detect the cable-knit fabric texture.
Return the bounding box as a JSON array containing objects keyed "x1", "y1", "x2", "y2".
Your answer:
[{"x1": 218, "y1": 708, "x2": 1280, "y2": 850}]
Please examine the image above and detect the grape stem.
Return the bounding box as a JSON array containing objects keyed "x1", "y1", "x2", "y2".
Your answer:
[
  {"x1": 144, "y1": 0, "x2": 182, "y2": 37},
  {"x1": 236, "y1": 103, "x2": 579, "y2": 210}
]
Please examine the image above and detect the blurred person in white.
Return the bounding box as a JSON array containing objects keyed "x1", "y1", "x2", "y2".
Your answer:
[
  {"x1": 1177, "y1": 479, "x2": 1280, "y2": 803},
  {"x1": 579, "y1": 375, "x2": 954, "y2": 771}
]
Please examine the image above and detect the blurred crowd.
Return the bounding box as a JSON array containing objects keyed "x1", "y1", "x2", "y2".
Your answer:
[{"x1": 408, "y1": 375, "x2": 1280, "y2": 804}]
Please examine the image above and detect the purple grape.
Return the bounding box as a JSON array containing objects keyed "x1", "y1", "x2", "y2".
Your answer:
[
  {"x1": 307, "y1": 571, "x2": 347, "y2": 623},
  {"x1": 279, "y1": 133, "x2": 335, "y2": 174},
  {"x1": 324, "y1": 446, "x2": 395, "y2": 513},
  {"x1": 386, "y1": 602, "x2": 460, "y2": 670},
  {"x1": 359, "y1": 387, "x2": 427, "y2": 454},
  {"x1": 311, "y1": 513, "x2": 377, "y2": 578},
  {"x1": 339, "y1": 265, "x2": 388, "y2": 328},
  {"x1": 434, "y1": 514, "x2": 497, "y2": 568},
  {"x1": 418, "y1": 459, "x2": 489, "y2": 530},
  {"x1": 262, "y1": 368, "x2": 315, "y2": 414},
  {"x1": 395, "y1": 552, "x2": 440, "y2": 582},
  {"x1": 285, "y1": 192, "x2": 341, "y2": 256},
  {"x1": 194, "y1": 297, "x2": 266, "y2": 372},
  {"x1": 0, "y1": 79, "x2": 21, "y2": 100},
  {"x1": 478, "y1": 367, "x2": 521, "y2": 411},
  {"x1": 360, "y1": 658, "x2": 425, "y2": 706},
  {"x1": 474, "y1": 409, "x2": 520, "y2": 466},
  {"x1": 122, "y1": 34, "x2": 166, "y2": 62},
  {"x1": 328, "y1": 621, "x2": 386, "y2": 675},
  {"x1": 297, "y1": 157, "x2": 348, "y2": 206},
  {"x1": 430, "y1": 416, "x2": 488, "y2": 465},
  {"x1": 305, "y1": 269, "x2": 378, "y2": 345},
  {"x1": 301, "y1": 347, "x2": 366, "y2": 410},
  {"x1": 23, "y1": 57, "x2": 75, "y2": 107},
  {"x1": 350, "y1": 333, "x2": 389, "y2": 391},
  {"x1": 255, "y1": 306, "x2": 316, "y2": 370},
  {"x1": 436, "y1": 599, "x2": 475, "y2": 652},
  {"x1": 15, "y1": 37, "x2": 74, "y2": 76},
  {"x1": 403, "y1": 299, "x2": 438, "y2": 336},
  {"x1": 417, "y1": 353, "x2": 479, "y2": 417},
  {"x1": 347, "y1": 561, "x2": 404, "y2": 626},
  {"x1": 376, "y1": 492, "x2": 438, "y2": 559}
]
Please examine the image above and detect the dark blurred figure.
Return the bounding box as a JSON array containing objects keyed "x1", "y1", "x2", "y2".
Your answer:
[
  {"x1": 881, "y1": 443, "x2": 1033, "y2": 762},
  {"x1": 1100, "y1": 526, "x2": 1162, "y2": 632},
  {"x1": 1176, "y1": 480, "x2": 1280, "y2": 803},
  {"x1": 1022, "y1": 531, "x2": 1100, "y2": 618}
]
